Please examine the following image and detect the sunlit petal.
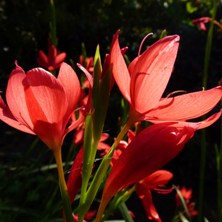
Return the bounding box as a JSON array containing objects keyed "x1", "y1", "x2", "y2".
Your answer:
[
  {"x1": 6, "y1": 63, "x2": 33, "y2": 129},
  {"x1": 58, "y1": 63, "x2": 81, "y2": 118},
  {"x1": 23, "y1": 68, "x2": 68, "y2": 149},
  {"x1": 110, "y1": 31, "x2": 131, "y2": 102},
  {"x1": 130, "y1": 35, "x2": 180, "y2": 113},
  {"x1": 147, "y1": 86, "x2": 222, "y2": 121},
  {"x1": 0, "y1": 97, "x2": 34, "y2": 134}
]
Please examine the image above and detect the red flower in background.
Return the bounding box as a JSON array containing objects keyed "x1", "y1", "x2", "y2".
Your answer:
[
  {"x1": 98, "y1": 130, "x2": 134, "y2": 166},
  {"x1": 110, "y1": 31, "x2": 222, "y2": 124},
  {"x1": 73, "y1": 210, "x2": 96, "y2": 222},
  {"x1": 0, "y1": 62, "x2": 81, "y2": 150},
  {"x1": 176, "y1": 186, "x2": 198, "y2": 217},
  {"x1": 192, "y1": 17, "x2": 211, "y2": 31},
  {"x1": 192, "y1": 17, "x2": 222, "y2": 32},
  {"x1": 136, "y1": 170, "x2": 173, "y2": 222},
  {"x1": 79, "y1": 55, "x2": 94, "y2": 73},
  {"x1": 37, "y1": 42, "x2": 66, "y2": 71}
]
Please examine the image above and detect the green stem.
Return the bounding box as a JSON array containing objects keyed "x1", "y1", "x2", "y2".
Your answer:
[
  {"x1": 202, "y1": 21, "x2": 214, "y2": 88},
  {"x1": 53, "y1": 148, "x2": 73, "y2": 222},
  {"x1": 118, "y1": 202, "x2": 134, "y2": 222},
  {"x1": 103, "y1": 186, "x2": 135, "y2": 221},
  {"x1": 198, "y1": 1, "x2": 218, "y2": 221},
  {"x1": 218, "y1": 103, "x2": 222, "y2": 221},
  {"x1": 49, "y1": 0, "x2": 58, "y2": 46},
  {"x1": 198, "y1": 129, "x2": 206, "y2": 221},
  {"x1": 78, "y1": 115, "x2": 96, "y2": 222},
  {"x1": 78, "y1": 117, "x2": 134, "y2": 221}
]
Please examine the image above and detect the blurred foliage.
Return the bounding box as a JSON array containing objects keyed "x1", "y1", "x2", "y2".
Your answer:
[
  {"x1": 0, "y1": 0, "x2": 222, "y2": 221},
  {"x1": 0, "y1": 0, "x2": 221, "y2": 81}
]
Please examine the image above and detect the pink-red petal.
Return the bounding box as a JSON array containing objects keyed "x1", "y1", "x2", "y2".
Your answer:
[
  {"x1": 6, "y1": 63, "x2": 33, "y2": 129},
  {"x1": 37, "y1": 50, "x2": 49, "y2": 68},
  {"x1": 146, "y1": 86, "x2": 222, "y2": 121},
  {"x1": 149, "y1": 111, "x2": 222, "y2": 130},
  {"x1": 58, "y1": 63, "x2": 81, "y2": 120},
  {"x1": 0, "y1": 97, "x2": 34, "y2": 134},
  {"x1": 130, "y1": 35, "x2": 180, "y2": 113},
  {"x1": 23, "y1": 68, "x2": 68, "y2": 149},
  {"x1": 187, "y1": 111, "x2": 222, "y2": 130},
  {"x1": 110, "y1": 31, "x2": 131, "y2": 102},
  {"x1": 55, "y1": 53, "x2": 67, "y2": 66}
]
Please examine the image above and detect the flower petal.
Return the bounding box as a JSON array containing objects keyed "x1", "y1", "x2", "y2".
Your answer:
[
  {"x1": 58, "y1": 63, "x2": 81, "y2": 118},
  {"x1": 110, "y1": 31, "x2": 131, "y2": 102},
  {"x1": 142, "y1": 170, "x2": 173, "y2": 189},
  {"x1": 130, "y1": 35, "x2": 180, "y2": 113},
  {"x1": 48, "y1": 44, "x2": 57, "y2": 63},
  {"x1": 0, "y1": 96, "x2": 34, "y2": 134},
  {"x1": 136, "y1": 187, "x2": 161, "y2": 222},
  {"x1": 147, "y1": 86, "x2": 222, "y2": 121},
  {"x1": 106, "y1": 123, "x2": 193, "y2": 195},
  {"x1": 6, "y1": 63, "x2": 33, "y2": 129},
  {"x1": 55, "y1": 53, "x2": 67, "y2": 66},
  {"x1": 187, "y1": 110, "x2": 222, "y2": 130},
  {"x1": 23, "y1": 68, "x2": 68, "y2": 149},
  {"x1": 37, "y1": 50, "x2": 49, "y2": 68}
]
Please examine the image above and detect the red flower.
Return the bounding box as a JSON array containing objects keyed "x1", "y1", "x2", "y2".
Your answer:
[
  {"x1": 110, "y1": 31, "x2": 222, "y2": 123},
  {"x1": 73, "y1": 210, "x2": 96, "y2": 222},
  {"x1": 0, "y1": 62, "x2": 81, "y2": 150},
  {"x1": 37, "y1": 43, "x2": 66, "y2": 71},
  {"x1": 192, "y1": 17, "x2": 222, "y2": 32},
  {"x1": 192, "y1": 17, "x2": 211, "y2": 31},
  {"x1": 136, "y1": 170, "x2": 173, "y2": 222},
  {"x1": 95, "y1": 113, "x2": 221, "y2": 221},
  {"x1": 98, "y1": 130, "x2": 134, "y2": 166},
  {"x1": 99, "y1": 131, "x2": 172, "y2": 221},
  {"x1": 79, "y1": 55, "x2": 94, "y2": 73},
  {"x1": 176, "y1": 186, "x2": 198, "y2": 217}
]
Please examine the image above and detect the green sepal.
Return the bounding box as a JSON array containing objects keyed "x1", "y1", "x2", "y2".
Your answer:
[
  {"x1": 82, "y1": 114, "x2": 93, "y2": 177},
  {"x1": 79, "y1": 114, "x2": 93, "y2": 209},
  {"x1": 159, "y1": 29, "x2": 167, "y2": 39},
  {"x1": 92, "y1": 45, "x2": 102, "y2": 107},
  {"x1": 92, "y1": 45, "x2": 111, "y2": 142},
  {"x1": 103, "y1": 187, "x2": 135, "y2": 221}
]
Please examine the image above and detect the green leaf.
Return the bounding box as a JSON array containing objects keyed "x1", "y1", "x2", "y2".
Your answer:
[{"x1": 186, "y1": 2, "x2": 198, "y2": 14}]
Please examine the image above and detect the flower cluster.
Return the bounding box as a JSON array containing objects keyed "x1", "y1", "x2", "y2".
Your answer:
[{"x1": 0, "y1": 30, "x2": 221, "y2": 222}]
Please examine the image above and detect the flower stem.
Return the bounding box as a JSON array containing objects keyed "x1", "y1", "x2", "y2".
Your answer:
[
  {"x1": 217, "y1": 104, "x2": 222, "y2": 221},
  {"x1": 118, "y1": 202, "x2": 134, "y2": 222},
  {"x1": 79, "y1": 117, "x2": 134, "y2": 221},
  {"x1": 198, "y1": 1, "x2": 218, "y2": 221},
  {"x1": 53, "y1": 148, "x2": 73, "y2": 222},
  {"x1": 94, "y1": 117, "x2": 136, "y2": 222},
  {"x1": 49, "y1": 0, "x2": 58, "y2": 46}
]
